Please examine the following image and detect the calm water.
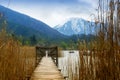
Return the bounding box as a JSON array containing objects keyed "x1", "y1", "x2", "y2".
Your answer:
[{"x1": 58, "y1": 50, "x2": 80, "y2": 80}]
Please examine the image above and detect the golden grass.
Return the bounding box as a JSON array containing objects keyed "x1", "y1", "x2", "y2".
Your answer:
[
  {"x1": 79, "y1": 0, "x2": 120, "y2": 79},
  {"x1": 0, "y1": 29, "x2": 36, "y2": 80},
  {"x1": 79, "y1": 44, "x2": 120, "y2": 80}
]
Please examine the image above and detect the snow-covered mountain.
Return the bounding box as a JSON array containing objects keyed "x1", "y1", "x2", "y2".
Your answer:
[{"x1": 54, "y1": 18, "x2": 99, "y2": 36}]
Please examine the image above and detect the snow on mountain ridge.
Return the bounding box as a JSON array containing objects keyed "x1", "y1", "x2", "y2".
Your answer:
[{"x1": 54, "y1": 18, "x2": 98, "y2": 36}]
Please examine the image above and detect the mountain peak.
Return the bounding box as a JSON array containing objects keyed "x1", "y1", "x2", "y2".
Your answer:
[{"x1": 54, "y1": 18, "x2": 97, "y2": 36}]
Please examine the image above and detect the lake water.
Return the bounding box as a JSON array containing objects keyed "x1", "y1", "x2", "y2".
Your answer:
[{"x1": 58, "y1": 50, "x2": 80, "y2": 80}]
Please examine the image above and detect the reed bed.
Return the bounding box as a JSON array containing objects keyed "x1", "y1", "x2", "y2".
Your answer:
[
  {"x1": 79, "y1": 47, "x2": 120, "y2": 80},
  {"x1": 79, "y1": 0, "x2": 120, "y2": 79},
  {"x1": 0, "y1": 27, "x2": 36, "y2": 80}
]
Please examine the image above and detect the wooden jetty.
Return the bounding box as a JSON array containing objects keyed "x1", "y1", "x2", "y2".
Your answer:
[{"x1": 30, "y1": 57, "x2": 64, "y2": 80}]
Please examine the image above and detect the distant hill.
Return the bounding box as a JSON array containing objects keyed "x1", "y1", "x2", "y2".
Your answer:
[
  {"x1": 0, "y1": 5, "x2": 97, "y2": 47},
  {"x1": 54, "y1": 18, "x2": 100, "y2": 36},
  {"x1": 0, "y1": 5, "x2": 67, "y2": 43}
]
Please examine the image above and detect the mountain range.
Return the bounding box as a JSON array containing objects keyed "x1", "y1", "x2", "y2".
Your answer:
[
  {"x1": 0, "y1": 5, "x2": 98, "y2": 46},
  {"x1": 0, "y1": 5, "x2": 66, "y2": 42},
  {"x1": 54, "y1": 18, "x2": 99, "y2": 36}
]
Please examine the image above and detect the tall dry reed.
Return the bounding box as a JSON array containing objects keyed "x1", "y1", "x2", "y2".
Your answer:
[
  {"x1": 0, "y1": 21, "x2": 36, "y2": 80},
  {"x1": 79, "y1": 0, "x2": 120, "y2": 79}
]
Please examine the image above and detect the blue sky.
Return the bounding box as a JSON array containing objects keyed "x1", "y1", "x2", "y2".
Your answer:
[{"x1": 0, "y1": 0, "x2": 98, "y2": 27}]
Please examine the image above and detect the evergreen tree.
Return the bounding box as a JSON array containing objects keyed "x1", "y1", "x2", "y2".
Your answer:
[{"x1": 30, "y1": 35, "x2": 37, "y2": 45}]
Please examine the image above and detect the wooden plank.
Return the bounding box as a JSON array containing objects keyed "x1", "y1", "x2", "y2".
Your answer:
[
  {"x1": 36, "y1": 46, "x2": 58, "y2": 66},
  {"x1": 30, "y1": 57, "x2": 64, "y2": 80}
]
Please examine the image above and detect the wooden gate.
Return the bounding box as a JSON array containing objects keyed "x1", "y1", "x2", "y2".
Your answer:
[{"x1": 36, "y1": 46, "x2": 58, "y2": 66}]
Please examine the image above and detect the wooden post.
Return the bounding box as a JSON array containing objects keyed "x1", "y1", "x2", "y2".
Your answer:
[{"x1": 35, "y1": 46, "x2": 59, "y2": 67}]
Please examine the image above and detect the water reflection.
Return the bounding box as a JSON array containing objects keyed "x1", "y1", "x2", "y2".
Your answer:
[{"x1": 58, "y1": 50, "x2": 80, "y2": 80}]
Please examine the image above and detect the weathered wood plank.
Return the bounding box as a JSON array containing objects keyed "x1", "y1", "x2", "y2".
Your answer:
[{"x1": 30, "y1": 57, "x2": 64, "y2": 80}]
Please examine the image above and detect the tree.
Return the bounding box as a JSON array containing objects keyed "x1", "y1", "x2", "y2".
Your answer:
[
  {"x1": 60, "y1": 41, "x2": 67, "y2": 49},
  {"x1": 30, "y1": 35, "x2": 37, "y2": 45}
]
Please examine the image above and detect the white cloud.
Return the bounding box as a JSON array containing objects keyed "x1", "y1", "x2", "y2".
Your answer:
[
  {"x1": 78, "y1": 0, "x2": 98, "y2": 8},
  {"x1": 1, "y1": 0, "x2": 99, "y2": 27}
]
